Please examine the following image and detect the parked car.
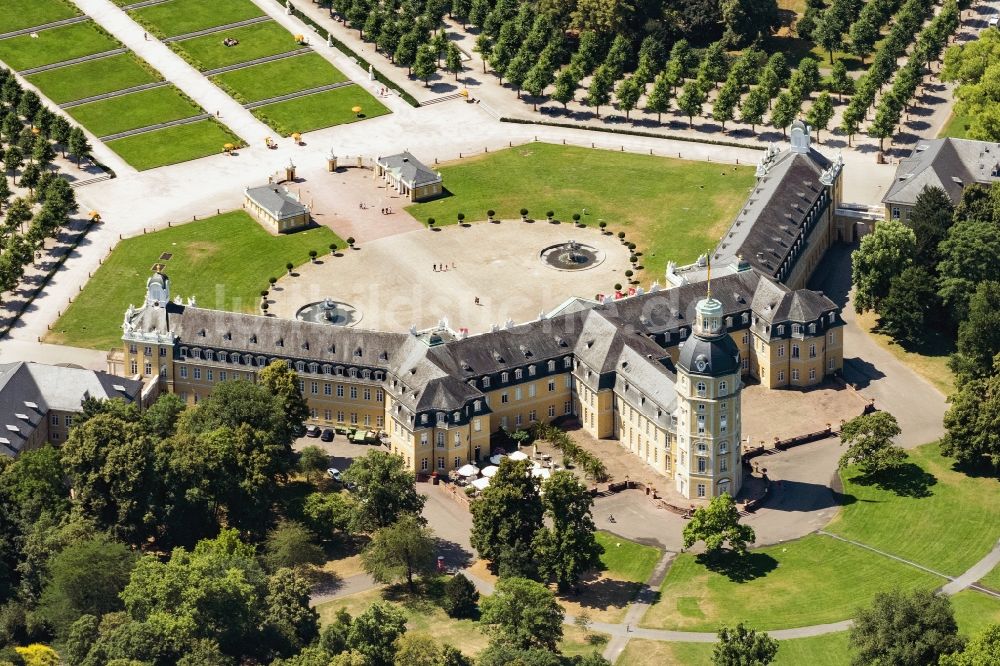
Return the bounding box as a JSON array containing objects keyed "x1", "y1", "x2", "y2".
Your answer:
[
  {"x1": 305, "y1": 425, "x2": 321, "y2": 438},
  {"x1": 321, "y1": 428, "x2": 334, "y2": 442},
  {"x1": 326, "y1": 468, "x2": 342, "y2": 482}
]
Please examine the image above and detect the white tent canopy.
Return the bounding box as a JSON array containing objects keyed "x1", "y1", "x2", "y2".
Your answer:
[
  {"x1": 456, "y1": 464, "x2": 479, "y2": 478},
  {"x1": 508, "y1": 450, "x2": 528, "y2": 461},
  {"x1": 489, "y1": 454, "x2": 507, "y2": 465},
  {"x1": 471, "y1": 477, "x2": 491, "y2": 491},
  {"x1": 531, "y1": 467, "x2": 552, "y2": 480},
  {"x1": 481, "y1": 465, "x2": 500, "y2": 478}
]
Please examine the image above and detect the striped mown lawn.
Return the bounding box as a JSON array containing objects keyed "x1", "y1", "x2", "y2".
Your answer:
[
  {"x1": 0, "y1": 0, "x2": 80, "y2": 34},
  {"x1": 25, "y1": 53, "x2": 160, "y2": 104},
  {"x1": 0, "y1": 21, "x2": 119, "y2": 71},
  {"x1": 104, "y1": 119, "x2": 242, "y2": 171},
  {"x1": 130, "y1": 0, "x2": 264, "y2": 38},
  {"x1": 67, "y1": 86, "x2": 202, "y2": 138}
]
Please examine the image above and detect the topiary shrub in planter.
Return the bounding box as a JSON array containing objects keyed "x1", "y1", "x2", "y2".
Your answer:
[
  {"x1": 487, "y1": 209, "x2": 496, "y2": 222},
  {"x1": 520, "y1": 208, "x2": 529, "y2": 222}
]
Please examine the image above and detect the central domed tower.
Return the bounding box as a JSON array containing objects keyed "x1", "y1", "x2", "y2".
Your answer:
[{"x1": 674, "y1": 289, "x2": 744, "y2": 500}]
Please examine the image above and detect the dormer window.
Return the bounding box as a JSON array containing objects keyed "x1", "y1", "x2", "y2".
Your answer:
[
  {"x1": 828, "y1": 312, "x2": 835, "y2": 323},
  {"x1": 548, "y1": 360, "x2": 555, "y2": 372},
  {"x1": 563, "y1": 357, "x2": 571, "y2": 368},
  {"x1": 792, "y1": 324, "x2": 801, "y2": 335},
  {"x1": 528, "y1": 365, "x2": 536, "y2": 376},
  {"x1": 421, "y1": 414, "x2": 428, "y2": 424},
  {"x1": 742, "y1": 313, "x2": 749, "y2": 324},
  {"x1": 276, "y1": 338, "x2": 284, "y2": 347},
  {"x1": 777, "y1": 325, "x2": 784, "y2": 335},
  {"x1": 808, "y1": 323, "x2": 816, "y2": 334},
  {"x1": 474, "y1": 400, "x2": 482, "y2": 412},
  {"x1": 501, "y1": 372, "x2": 509, "y2": 383},
  {"x1": 483, "y1": 376, "x2": 491, "y2": 388},
  {"x1": 354, "y1": 347, "x2": 363, "y2": 357},
  {"x1": 514, "y1": 369, "x2": 522, "y2": 380},
  {"x1": 249, "y1": 335, "x2": 257, "y2": 344}
]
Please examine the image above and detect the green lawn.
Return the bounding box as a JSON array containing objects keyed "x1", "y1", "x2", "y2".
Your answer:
[
  {"x1": 251, "y1": 85, "x2": 389, "y2": 135},
  {"x1": 47, "y1": 211, "x2": 339, "y2": 349},
  {"x1": 130, "y1": 0, "x2": 264, "y2": 38},
  {"x1": 316, "y1": 583, "x2": 606, "y2": 661},
  {"x1": 171, "y1": 21, "x2": 300, "y2": 71},
  {"x1": 596, "y1": 531, "x2": 661, "y2": 583},
  {"x1": 616, "y1": 634, "x2": 850, "y2": 666},
  {"x1": 952, "y1": 590, "x2": 1000, "y2": 638},
  {"x1": 211, "y1": 52, "x2": 348, "y2": 103},
  {"x1": 981, "y1": 563, "x2": 1000, "y2": 592},
  {"x1": 25, "y1": 53, "x2": 160, "y2": 104},
  {"x1": 940, "y1": 110, "x2": 973, "y2": 139},
  {"x1": 67, "y1": 86, "x2": 202, "y2": 138},
  {"x1": 826, "y1": 443, "x2": 1000, "y2": 576},
  {"x1": 0, "y1": 21, "x2": 119, "y2": 71},
  {"x1": 0, "y1": 0, "x2": 80, "y2": 34},
  {"x1": 406, "y1": 143, "x2": 756, "y2": 279},
  {"x1": 105, "y1": 119, "x2": 242, "y2": 170},
  {"x1": 642, "y1": 533, "x2": 941, "y2": 632}
]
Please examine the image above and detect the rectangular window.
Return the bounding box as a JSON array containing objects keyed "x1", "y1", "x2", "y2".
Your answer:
[
  {"x1": 515, "y1": 414, "x2": 523, "y2": 426},
  {"x1": 482, "y1": 377, "x2": 490, "y2": 388},
  {"x1": 792, "y1": 345, "x2": 800, "y2": 359},
  {"x1": 777, "y1": 345, "x2": 784, "y2": 357},
  {"x1": 697, "y1": 484, "x2": 706, "y2": 498},
  {"x1": 829, "y1": 331, "x2": 835, "y2": 344},
  {"x1": 437, "y1": 457, "x2": 445, "y2": 470},
  {"x1": 180, "y1": 366, "x2": 188, "y2": 379},
  {"x1": 421, "y1": 458, "x2": 429, "y2": 471},
  {"x1": 376, "y1": 416, "x2": 384, "y2": 427},
  {"x1": 324, "y1": 383, "x2": 332, "y2": 395},
  {"x1": 130, "y1": 360, "x2": 138, "y2": 375},
  {"x1": 206, "y1": 369, "x2": 213, "y2": 381},
  {"x1": 421, "y1": 432, "x2": 428, "y2": 446},
  {"x1": 364, "y1": 388, "x2": 371, "y2": 400},
  {"x1": 350, "y1": 387, "x2": 357, "y2": 399},
  {"x1": 501, "y1": 393, "x2": 509, "y2": 404},
  {"x1": 350, "y1": 413, "x2": 358, "y2": 424},
  {"x1": 528, "y1": 384, "x2": 536, "y2": 398},
  {"x1": 474, "y1": 418, "x2": 481, "y2": 432},
  {"x1": 792, "y1": 369, "x2": 800, "y2": 381},
  {"x1": 528, "y1": 410, "x2": 536, "y2": 422},
  {"x1": 51, "y1": 414, "x2": 59, "y2": 426},
  {"x1": 564, "y1": 401, "x2": 572, "y2": 415},
  {"x1": 454, "y1": 456, "x2": 461, "y2": 468},
  {"x1": 337, "y1": 411, "x2": 345, "y2": 422},
  {"x1": 376, "y1": 389, "x2": 384, "y2": 402},
  {"x1": 324, "y1": 409, "x2": 332, "y2": 420},
  {"x1": 337, "y1": 385, "x2": 344, "y2": 397},
  {"x1": 778, "y1": 370, "x2": 785, "y2": 382},
  {"x1": 809, "y1": 368, "x2": 816, "y2": 380},
  {"x1": 548, "y1": 380, "x2": 556, "y2": 392},
  {"x1": 548, "y1": 405, "x2": 555, "y2": 417},
  {"x1": 828, "y1": 358, "x2": 835, "y2": 371},
  {"x1": 809, "y1": 345, "x2": 816, "y2": 359},
  {"x1": 144, "y1": 362, "x2": 152, "y2": 376},
  {"x1": 742, "y1": 359, "x2": 749, "y2": 370},
  {"x1": 311, "y1": 381, "x2": 318, "y2": 394},
  {"x1": 193, "y1": 368, "x2": 201, "y2": 380},
  {"x1": 363, "y1": 415, "x2": 370, "y2": 426},
  {"x1": 515, "y1": 387, "x2": 522, "y2": 400},
  {"x1": 454, "y1": 432, "x2": 461, "y2": 447},
  {"x1": 720, "y1": 458, "x2": 728, "y2": 472}
]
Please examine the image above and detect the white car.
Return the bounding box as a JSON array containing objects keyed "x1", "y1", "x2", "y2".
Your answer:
[
  {"x1": 326, "y1": 468, "x2": 342, "y2": 482},
  {"x1": 990, "y1": 17, "x2": 999, "y2": 27}
]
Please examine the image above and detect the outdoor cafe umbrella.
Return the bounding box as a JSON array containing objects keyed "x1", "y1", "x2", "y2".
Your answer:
[
  {"x1": 471, "y1": 477, "x2": 491, "y2": 491},
  {"x1": 489, "y1": 454, "x2": 507, "y2": 465},
  {"x1": 508, "y1": 450, "x2": 528, "y2": 461},
  {"x1": 456, "y1": 463, "x2": 478, "y2": 478},
  {"x1": 481, "y1": 465, "x2": 499, "y2": 478},
  {"x1": 531, "y1": 467, "x2": 551, "y2": 480}
]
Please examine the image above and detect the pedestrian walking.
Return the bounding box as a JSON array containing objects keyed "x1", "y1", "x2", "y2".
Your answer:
[
  {"x1": 143, "y1": 32, "x2": 147, "y2": 40},
  {"x1": 433, "y1": 264, "x2": 437, "y2": 271}
]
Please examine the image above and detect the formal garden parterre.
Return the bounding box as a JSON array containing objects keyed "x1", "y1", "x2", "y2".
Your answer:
[
  {"x1": 133, "y1": 0, "x2": 389, "y2": 136},
  {"x1": 0, "y1": 17, "x2": 243, "y2": 170},
  {"x1": 406, "y1": 142, "x2": 756, "y2": 278}
]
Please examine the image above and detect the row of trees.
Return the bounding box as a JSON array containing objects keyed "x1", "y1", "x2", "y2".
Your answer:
[
  {"x1": 851, "y1": 182, "x2": 1000, "y2": 469},
  {"x1": 0, "y1": 68, "x2": 88, "y2": 298},
  {"x1": 941, "y1": 27, "x2": 1000, "y2": 141},
  {"x1": 530, "y1": 423, "x2": 609, "y2": 481}
]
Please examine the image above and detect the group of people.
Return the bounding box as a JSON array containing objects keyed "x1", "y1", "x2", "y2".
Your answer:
[
  {"x1": 222, "y1": 37, "x2": 240, "y2": 47},
  {"x1": 433, "y1": 262, "x2": 456, "y2": 272}
]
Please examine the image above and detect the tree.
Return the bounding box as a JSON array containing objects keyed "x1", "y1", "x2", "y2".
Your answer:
[
  {"x1": 533, "y1": 471, "x2": 602, "y2": 592},
  {"x1": 851, "y1": 220, "x2": 915, "y2": 313},
  {"x1": 470, "y1": 459, "x2": 543, "y2": 577},
  {"x1": 700, "y1": 41, "x2": 730, "y2": 86},
  {"x1": 712, "y1": 80, "x2": 740, "y2": 130},
  {"x1": 838, "y1": 411, "x2": 905, "y2": 476},
  {"x1": 14, "y1": 645, "x2": 58, "y2": 665},
  {"x1": 37, "y1": 536, "x2": 136, "y2": 637},
  {"x1": 813, "y1": 14, "x2": 843, "y2": 64},
  {"x1": 869, "y1": 95, "x2": 898, "y2": 152},
  {"x1": 343, "y1": 451, "x2": 425, "y2": 531},
  {"x1": 677, "y1": 79, "x2": 706, "y2": 128},
  {"x1": 937, "y1": 220, "x2": 1000, "y2": 324},
  {"x1": 721, "y1": 0, "x2": 779, "y2": 47},
  {"x1": 442, "y1": 573, "x2": 479, "y2": 618},
  {"x1": 64, "y1": 614, "x2": 100, "y2": 665},
  {"x1": 713, "y1": 623, "x2": 778, "y2": 666},
  {"x1": 615, "y1": 76, "x2": 642, "y2": 119},
  {"x1": 942, "y1": 354, "x2": 1000, "y2": 467},
  {"x1": 67, "y1": 127, "x2": 90, "y2": 167},
  {"x1": 602, "y1": 34, "x2": 632, "y2": 79},
  {"x1": 445, "y1": 42, "x2": 463, "y2": 80},
  {"x1": 682, "y1": 493, "x2": 755, "y2": 554},
  {"x1": 506, "y1": 51, "x2": 533, "y2": 97},
  {"x1": 740, "y1": 86, "x2": 768, "y2": 132},
  {"x1": 259, "y1": 360, "x2": 309, "y2": 446},
  {"x1": 586, "y1": 65, "x2": 614, "y2": 117},
  {"x1": 488, "y1": 22, "x2": 518, "y2": 80},
  {"x1": 806, "y1": 91, "x2": 834, "y2": 142},
  {"x1": 4, "y1": 146, "x2": 22, "y2": 184},
  {"x1": 31, "y1": 138, "x2": 55, "y2": 170},
  {"x1": 51, "y1": 116, "x2": 70, "y2": 157},
  {"x1": 264, "y1": 567, "x2": 319, "y2": 655},
  {"x1": 840, "y1": 101, "x2": 863, "y2": 147},
  {"x1": 828, "y1": 60, "x2": 853, "y2": 101},
  {"x1": 849, "y1": 589, "x2": 964, "y2": 666},
  {"x1": 394, "y1": 31, "x2": 421, "y2": 75},
  {"x1": 0, "y1": 176, "x2": 10, "y2": 212},
  {"x1": 940, "y1": 623, "x2": 1000, "y2": 665},
  {"x1": 951, "y1": 282, "x2": 1000, "y2": 382},
  {"x1": 523, "y1": 48, "x2": 556, "y2": 108},
  {"x1": 879, "y1": 266, "x2": 939, "y2": 345},
  {"x1": 633, "y1": 35, "x2": 663, "y2": 84},
  {"x1": 347, "y1": 601, "x2": 407, "y2": 666},
  {"x1": 849, "y1": 13, "x2": 880, "y2": 62},
  {"x1": 769, "y1": 91, "x2": 799, "y2": 137},
  {"x1": 394, "y1": 633, "x2": 443, "y2": 666},
  {"x1": 479, "y1": 577, "x2": 563, "y2": 652},
  {"x1": 906, "y1": 185, "x2": 954, "y2": 268},
  {"x1": 298, "y1": 445, "x2": 328, "y2": 482},
  {"x1": 413, "y1": 46, "x2": 437, "y2": 86},
  {"x1": 646, "y1": 68, "x2": 673, "y2": 123},
  {"x1": 264, "y1": 520, "x2": 325, "y2": 571},
  {"x1": 361, "y1": 514, "x2": 435, "y2": 591},
  {"x1": 551, "y1": 68, "x2": 577, "y2": 108}
]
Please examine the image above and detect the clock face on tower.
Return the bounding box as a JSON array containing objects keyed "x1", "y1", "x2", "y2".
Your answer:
[{"x1": 695, "y1": 355, "x2": 708, "y2": 373}]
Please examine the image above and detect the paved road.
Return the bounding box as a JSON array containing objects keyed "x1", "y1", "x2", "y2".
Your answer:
[{"x1": 809, "y1": 244, "x2": 947, "y2": 447}]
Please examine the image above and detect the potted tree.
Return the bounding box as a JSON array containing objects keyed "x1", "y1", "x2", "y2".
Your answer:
[
  {"x1": 329, "y1": 242, "x2": 338, "y2": 256},
  {"x1": 309, "y1": 250, "x2": 318, "y2": 263},
  {"x1": 487, "y1": 209, "x2": 496, "y2": 223},
  {"x1": 428, "y1": 217, "x2": 436, "y2": 230},
  {"x1": 457, "y1": 212, "x2": 465, "y2": 225},
  {"x1": 286, "y1": 262, "x2": 294, "y2": 275},
  {"x1": 520, "y1": 208, "x2": 529, "y2": 222},
  {"x1": 546, "y1": 210, "x2": 555, "y2": 223},
  {"x1": 599, "y1": 221, "x2": 607, "y2": 234}
]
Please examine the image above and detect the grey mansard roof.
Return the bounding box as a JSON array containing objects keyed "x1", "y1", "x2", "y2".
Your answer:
[
  {"x1": 0, "y1": 362, "x2": 142, "y2": 457},
  {"x1": 376, "y1": 151, "x2": 441, "y2": 187},
  {"x1": 677, "y1": 333, "x2": 741, "y2": 377},
  {"x1": 245, "y1": 185, "x2": 309, "y2": 220},
  {"x1": 883, "y1": 138, "x2": 1000, "y2": 207}
]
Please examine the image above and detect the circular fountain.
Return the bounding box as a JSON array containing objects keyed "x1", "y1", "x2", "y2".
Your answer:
[
  {"x1": 539, "y1": 240, "x2": 604, "y2": 271},
  {"x1": 295, "y1": 298, "x2": 362, "y2": 326}
]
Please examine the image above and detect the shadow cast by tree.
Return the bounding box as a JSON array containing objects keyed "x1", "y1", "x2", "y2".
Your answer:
[
  {"x1": 695, "y1": 550, "x2": 778, "y2": 583},
  {"x1": 849, "y1": 461, "x2": 937, "y2": 498}
]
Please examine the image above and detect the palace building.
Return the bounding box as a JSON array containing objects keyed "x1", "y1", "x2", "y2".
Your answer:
[{"x1": 117, "y1": 130, "x2": 846, "y2": 501}]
